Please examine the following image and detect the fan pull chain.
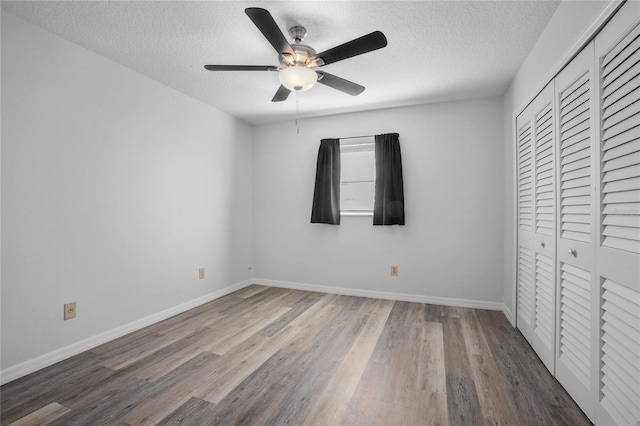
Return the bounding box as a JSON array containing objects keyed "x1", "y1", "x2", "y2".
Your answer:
[{"x1": 295, "y1": 93, "x2": 300, "y2": 134}]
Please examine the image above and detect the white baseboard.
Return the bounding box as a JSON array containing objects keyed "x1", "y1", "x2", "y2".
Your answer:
[
  {"x1": 0, "y1": 280, "x2": 252, "y2": 385},
  {"x1": 253, "y1": 278, "x2": 504, "y2": 311},
  {"x1": 1, "y1": 278, "x2": 507, "y2": 385},
  {"x1": 502, "y1": 304, "x2": 515, "y2": 326}
]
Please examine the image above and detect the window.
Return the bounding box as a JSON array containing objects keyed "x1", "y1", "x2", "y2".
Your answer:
[{"x1": 340, "y1": 137, "x2": 375, "y2": 215}]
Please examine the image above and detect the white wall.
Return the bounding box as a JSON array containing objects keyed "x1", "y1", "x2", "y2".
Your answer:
[
  {"x1": 501, "y1": 1, "x2": 613, "y2": 321},
  {"x1": 1, "y1": 13, "x2": 253, "y2": 376},
  {"x1": 253, "y1": 98, "x2": 504, "y2": 306}
]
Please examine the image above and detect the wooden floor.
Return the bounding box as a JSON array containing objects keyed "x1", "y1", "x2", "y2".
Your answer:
[{"x1": 2, "y1": 285, "x2": 590, "y2": 426}]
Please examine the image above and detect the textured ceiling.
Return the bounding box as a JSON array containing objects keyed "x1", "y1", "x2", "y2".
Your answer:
[{"x1": 2, "y1": 1, "x2": 560, "y2": 125}]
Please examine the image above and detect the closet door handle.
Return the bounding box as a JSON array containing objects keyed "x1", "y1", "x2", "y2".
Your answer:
[
  {"x1": 539, "y1": 241, "x2": 545, "y2": 248},
  {"x1": 568, "y1": 249, "x2": 577, "y2": 257}
]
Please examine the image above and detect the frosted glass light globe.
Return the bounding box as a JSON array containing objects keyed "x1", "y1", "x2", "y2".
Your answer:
[{"x1": 279, "y1": 66, "x2": 317, "y2": 92}]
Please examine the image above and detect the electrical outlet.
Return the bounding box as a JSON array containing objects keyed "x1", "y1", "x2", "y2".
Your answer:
[
  {"x1": 199, "y1": 268, "x2": 205, "y2": 279},
  {"x1": 64, "y1": 302, "x2": 76, "y2": 320},
  {"x1": 391, "y1": 265, "x2": 398, "y2": 276}
]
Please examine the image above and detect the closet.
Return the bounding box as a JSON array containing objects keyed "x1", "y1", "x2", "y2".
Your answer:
[{"x1": 515, "y1": 1, "x2": 639, "y2": 424}]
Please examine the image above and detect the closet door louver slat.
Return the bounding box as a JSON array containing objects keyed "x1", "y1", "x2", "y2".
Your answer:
[
  {"x1": 519, "y1": 122, "x2": 534, "y2": 232},
  {"x1": 600, "y1": 25, "x2": 640, "y2": 255},
  {"x1": 558, "y1": 263, "x2": 591, "y2": 388},
  {"x1": 517, "y1": 246, "x2": 534, "y2": 326},
  {"x1": 559, "y1": 73, "x2": 592, "y2": 243},
  {"x1": 536, "y1": 103, "x2": 556, "y2": 236},
  {"x1": 535, "y1": 254, "x2": 554, "y2": 346},
  {"x1": 600, "y1": 279, "x2": 640, "y2": 426}
]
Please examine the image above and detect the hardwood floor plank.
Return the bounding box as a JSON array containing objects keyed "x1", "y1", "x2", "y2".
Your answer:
[
  {"x1": 285, "y1": 300, "x2": 344, "y2": 352},
  {"x1": 303, "y1": 299, "x2": 394, "y2": 426},
  {"x1": 441, "y1": 305, "x2": 462, "y2": 318},
  {"x1": 222, "y1": 297, "x2": 367, "y2": 425},
  {"x1": 341, "y1": 361, "x2": 389, "y2": 425},
  {"x1": 385, "y1": 326, "x2": 424, "y2": 404},
  {"x1": 47, "y1": 375, "x2": 148, "y2": 426},
  {"x1": 193, "y1": 325, "x2": 302, "y2": 403},
  {"x1": 370, "y1": 301, "x2": 409, "y2": 364},
  {"x1": 1, "y1": 287, "x2": 591, "y2": 426},
  {"x1": 257, "y1": 293, "x2": 320, "y2": 337},
  {"x1": 195, "y1": 348, "x2": 296, "y2": 425},
  {"x1": 403, "y1": 301, "x2": 427, "y2": 328},
  {"x1": 203, "y1": 306, "x2": 291, "y2": 355},
  {"x1": 7, "y1": 402, "x2": 70, "y2": 426},
  {"x1": 216, "y1": 286, "x2": 289, "y2": 315},
  {"x1": 122, "y1": 352, "x2": 221, "y2": 425},
  {"x1": 442, "y1": 316, "x2": 473, "y2": 379},
  {"x1": 156, "y1": 397, "x2": 216, "y2": 426},
  {"x1": 424, "y1": 303, "x2": 443, "y2": 323},
  {"x1": 469, "y1": 353, "x2": 521, "y2": 425},
  {"x1": 1, "y1": 358, "x2": 112, "y2": 424},
  {"x1": 262, "y1": 316, "x2": 368, "y2": 425},
  {"x1": 100, "y1": 321, "x2": 208, "y2": 370},
  {"x1": 459, "y1": 308, "x2": 492, "y2": 357},
  {"x1": 474, "y1": 308, "x2": 507, "y2": 346},
  {"x1": 133, "y1": 327, "x2": 219, "y2": 381},
  {"x1": 416, "y1": 322, "x2": 447, "y2": 394},
  {"x1": 287, "y1": 292, "x2": 341, "y2": 328},
  {"x1": 235, "y1": 284, "x2": 269, "y2": 299},
  {"x1": 445, "y1": 376, "x2": 483, "y2": 426}
]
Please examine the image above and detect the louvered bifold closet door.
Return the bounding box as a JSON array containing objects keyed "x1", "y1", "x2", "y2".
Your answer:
[
  {"x1": 517, "y1": 106, "x2": 536, "y2": 343},
  {"x1": 531, "y1": 83, "x2": 557, "y2": 372},
  {"x1": 553, "y1": 43, "x2": 597, "y2": 421},
  {"x1": 517, "y1": 83, "x2": 557, "y2": 373},
  {"x1": 594, "y1": 2, "x2": 640, "y2": 425}
]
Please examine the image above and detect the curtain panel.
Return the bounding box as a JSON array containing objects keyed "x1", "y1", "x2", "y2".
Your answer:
[
  {"x1": 310, "y1": 138, "x2": 341, "y2": 225},
  {"x1": 374, "y1": 133, "x2": 405, "y2": 225}
]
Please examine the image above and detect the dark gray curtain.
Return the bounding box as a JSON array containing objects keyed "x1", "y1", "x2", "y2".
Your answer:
[
  {"x1": 374, "y1": 133, "x2": 405, "y2": 225},
  {"x1": 311, "y1": 138, "x2": 341, "y2": 224}
]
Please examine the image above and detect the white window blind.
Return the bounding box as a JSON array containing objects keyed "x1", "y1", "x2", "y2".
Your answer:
[{"x1": 340, "y1": 137, "x2": 375, "y2": 214}]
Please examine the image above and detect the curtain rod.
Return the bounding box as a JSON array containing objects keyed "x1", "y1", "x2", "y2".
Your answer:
[{"x1": 339, "y1": 134, "x2": 376, "y2": 140}]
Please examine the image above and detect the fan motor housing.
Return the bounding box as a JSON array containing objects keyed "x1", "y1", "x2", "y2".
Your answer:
[{"x1": 281, "y1": 43, "x2": 317, "y2": 66}]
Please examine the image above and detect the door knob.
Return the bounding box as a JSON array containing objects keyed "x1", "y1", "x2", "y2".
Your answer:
[
  {"x1": 568, "y1": 249, "x2": 577, "y2": 257},
  {"x1": 539, "y1": 241, "x2": 545, "y2": 248}
]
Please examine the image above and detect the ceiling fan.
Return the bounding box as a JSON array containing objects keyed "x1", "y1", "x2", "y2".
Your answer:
[{"x1": 204, "y1": 7, "x2": 388, "y2": 102}]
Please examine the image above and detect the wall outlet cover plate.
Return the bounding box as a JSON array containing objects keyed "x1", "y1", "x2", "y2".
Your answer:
[{"x1": 64, "y1": 302, "x2": 76, "y2": 320}]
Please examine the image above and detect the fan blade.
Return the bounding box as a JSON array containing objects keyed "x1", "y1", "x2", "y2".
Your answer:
[
  {"x1": 245, "y1": 8, "x2": 295, "y2": 57},
  {"x1": 204, "y1": 65, "x2": 278, "y2": 71},
  {"x1": 272, "y1": 85, "x2": 291, "y2": 102},
  {"x1": 311, "y1": 31, "x2": 387, "y2": 66},
  {"x1": 317, "y1": 71, "x2": 365, "y2": 96}
]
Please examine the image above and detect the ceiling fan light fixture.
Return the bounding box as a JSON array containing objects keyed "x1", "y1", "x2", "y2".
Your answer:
[{"x1": 279, "y1": 66, "x2": 317, "y2": 92}]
